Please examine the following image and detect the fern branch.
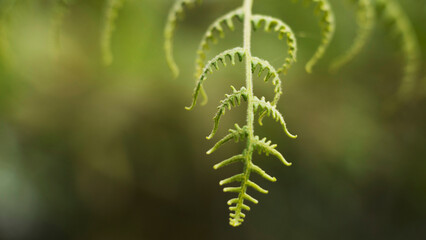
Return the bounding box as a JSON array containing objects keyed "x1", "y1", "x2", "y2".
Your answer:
[
  {"x1": 252, "y1": 135, "x2": 292, "y2": 166},
  {"x1": 101, "y1": 0, "x2": 125, "y2": 66},
  {"x1": 207, "y1": 124, "x2": 248, "y2": 155},
  {"x1": 165, "y1": 0, "x2": 201, "y2": 77},
  {"x1": 330, "y1": 0, "x2": 375, "y2": 72},
  {"x1": 207, "y1": 86, "x2": 248, "y2": 139},
  {"x1": 195, "y1": 8, "x2": 244, "y2": 77},
  {"x1": 186, "y1": 47, "x2": 246, "y2": 110},
  {"x1": 251, "y1": 57, "x2": 284, "y2": 124},
  {"x1": 253, "y1": 96, "x2": 297, "y2": 139},
  {"x1": 376, "y1": 0, "x2": 421, "y2": 99},
  {"x1": 292, "y1": 0, "x2": 335, "y2": 73}
]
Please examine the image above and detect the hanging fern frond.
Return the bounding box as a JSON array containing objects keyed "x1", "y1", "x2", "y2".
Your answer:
[
  {"x1": 101, "y1": 0, "x2": 125, "y2": 66},
  {"x1": 165, "y1": 0, "x2": 201, "y2": 77},
  {"x1": 375, "y1": 0, "x2": 421, "y2": 99},
  {"x1": 292, "y1": 0, "x2": 335, "y2": 73},
  {"x1": 330, "y1": 0, "x2": 375, "y2": 72},
  {"x1": 168, "y1": 0, "x2": 300, "y2": 227}
]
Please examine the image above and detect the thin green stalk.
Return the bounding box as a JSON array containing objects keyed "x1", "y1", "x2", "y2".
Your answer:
[{"x1": 230, "y1": 0, "x2": 254, "y2": 227}]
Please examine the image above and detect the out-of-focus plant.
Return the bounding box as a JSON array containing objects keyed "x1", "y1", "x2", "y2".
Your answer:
[{"x1": 101, "y1": 0, "x2": 125, "y2": 66}]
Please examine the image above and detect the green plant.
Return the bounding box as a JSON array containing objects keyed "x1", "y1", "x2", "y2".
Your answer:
[{"x1": 164, "y1": 0, "x2": 422, "y2": 227}]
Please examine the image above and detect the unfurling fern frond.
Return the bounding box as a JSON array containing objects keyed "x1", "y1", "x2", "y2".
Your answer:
[
  {"x1": 165, "y1": 0, "x2": 201, "y2": 77},
  {"x1": 375, "y1": 0, "x2": 421, "y2": 99},
  {"x1": 168, "y1": 0, "x2": 299, "y2": 227},
  {"x1": 330, "y1": 0, "x2": 375, "y2": 72},
  {"x1": 292, "y1": 0, "x2": 335, "y2": 73},
  {"x1": 101, "y1": 0, "x2": 125, "y2": 66}
]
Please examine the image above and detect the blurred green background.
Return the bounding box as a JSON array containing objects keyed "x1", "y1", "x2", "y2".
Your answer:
[{"x1": 0, "y1": 0, "x2": 425, "y2": 239}]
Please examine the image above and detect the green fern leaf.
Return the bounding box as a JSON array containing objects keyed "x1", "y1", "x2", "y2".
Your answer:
[
  {"x1": 165, "y1": 0, "x2": 201, "y2": 77},
  {"x1": 330, "y1": 0, "x2": 375, "y2": 72},
  {"x1": 376, "y1": 0, "x2": 421, "y2": 99},
  {"x1": 292, "y1": 0, "x2": 336, "y2": 73},
  {"x1": 101, "y1": 0, "x2": 126, "y2": 66}
]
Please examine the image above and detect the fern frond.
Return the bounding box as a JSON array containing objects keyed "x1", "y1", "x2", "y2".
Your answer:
[
  {"x1": 207, "y1": 124, "x2": 248, "y2": 155},
  {"x1": 169, "y1": 0, "x2": 298, "y2": 227},
  {"x1": 101, "y1": 0, "x2": 125, "y2": 66},
  {"x1": 251, "y1": 15, "x2": 297, "y2": 74},
  {"x1": 253, "y1": 96, "x2": 297, "y2": 139},
  {"x1": 376, "y1": 0, "x2": 421, "y2": 99},
  {"x1": 207, "y1": 86, "x2": 248, "y2": 139},
  {"x1": 165, "y1": 0, "x2": 201, "y2": 77},
  {"x1": 292, "y1": 0, "x2": 335, "y2": 73},
  {"x1": 252, "y1": 135, "x2": 292, "y2": 166},
  {"x1": 330, "y1": 0, "x2": 375, "y2": 72},
  {"x1": 186, "y1": 47, "x2": 246, "y2": 110}
]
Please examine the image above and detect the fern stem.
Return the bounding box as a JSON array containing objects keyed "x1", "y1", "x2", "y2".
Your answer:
[
  {"x1": 229, "y1": 0, "x2": 255, "y2": 227},
  {"x1": 243, "y1": 0, "x2": 254, "y2": 137}
]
